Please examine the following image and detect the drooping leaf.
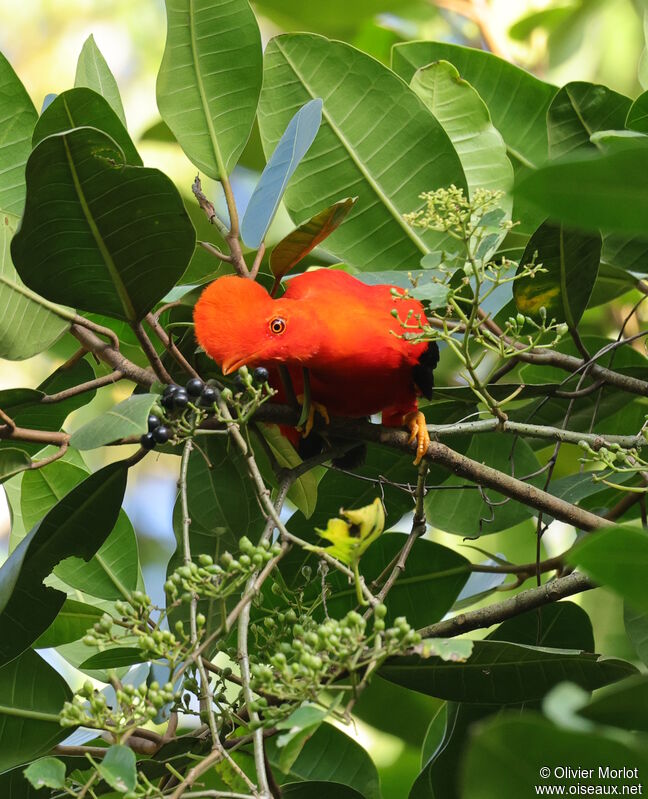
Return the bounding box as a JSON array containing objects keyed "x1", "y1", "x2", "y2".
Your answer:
[
  {"x1": 242, "y1": 99, "x2": 322, "y2": 248},
  {"x1": 96, "y1": 745, "x2": 137, "y2": 793},
  {"x1": 33, "y1": 599, "x2": 104, "y2": 648},
  {"x1": 0, "y1": 461, "x2": 127, "y2": 665},
  {"x1": 547, "y1": 81, "x2": 631, "y2": 159},
  {"x1": 567, "y1": 525, "x2": 648, "y2": 612},
  {"x1": 0, "y1": 649, "x2": 72, "y2": 772},
  {"x1": 0, "y1": 51, "x2": 38, "y2": 216},
  {"x1": 0, "y1": 449, "x2": 31, "y2": 484},
  {"x1": 379, "y1": 640, "x2": 635, "y2": 704},
  {"x1": 514, "y1": 220, "x2": 601, "y2": 326},
  {"x1": 23, "y1": 758, "x2": 66, "y2": 790},
  {"x1": 270, "y1": 198, "x2": 356, "y2": 284},
  {"x1": 33, "y1": 87, "x2": 141, "y2": 165},
  {"x1": 11, "y1": 127, "x2": 195, "y2": 322},
  {"x1": 75, "y1": 34, "x2": 127, "y2": 126},
  {"x1": 69, "y1": 393, "x2": 158, "y2": 450},
  {"x1": 156, "y1": 0, "x2": 262, "y2": 179},
  {"x1": 258, "y1": 34, "x2": 467, "y2": 272}
]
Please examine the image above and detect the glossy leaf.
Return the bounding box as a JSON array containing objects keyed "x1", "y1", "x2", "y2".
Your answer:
[
  {"x1": 70, "y1": 393, "x2": 158, "y2": 450},
  {"x1": 0, "y1": 462, "x2": 127, "y2": 665},
  {"x1": 547, "y1": 82, "x2": 631, "y2": 159},
  {"x1": 410, "y1": 61, "x2": 513, "y2": 209},
  {"x1": 33, "y1": 87, "x2": 141, "y2": 165},
  {"x1": 11, "y1": 127, "x2": 195, "y2": 322},
  {"x1": 515, "y1": 147, "x2": 648, "y2": 235},
  {"x1": 514, "y1": 220, "x2": 601, "y2": 326},
  {"x1": 243, "y1": 99, "x2": 322, "y2": 248},
  {"x1": 462, "y1": 714, "x2": 648, "y2": 798},
  {"x1": 392, "y1": 42, "x2": 556, "y2": 168},
  {"x1": 23, "y1": 757, "x2": 66, "y2": 790},
  {"x1": 75, "y1": 34, "x2": 126, "y2": 126},
  {"x1": 0, "y1": 212, "x2": 69, "y2": 360},
  {"x1": 21, "y1": 460, "x2": 87, "y2": 531},
  {"x1": 33, "y1": 599, "x2": 103, "y2": 648},
  {"x1": 258, "y1": 34, "x2": 467, "y2": 272},
  {"x1": 97, "y1": 745, "x2": 137, "y2": 793},
  {"x1": 270, "y1": 198, "x2": 356, "y2": 283},
  {"x1": 0, "y1": 448, "x2": 31, "y2": 484},
  {"x1": 567, "y1": 525, "x2": 648, "y2": 612},
  {"x1": 379, "y1": 640, "x2": 635, "y2": 704},
  {"x1": 0, "y1": 649, "x2": 72, "y2": 772},
  {"x1": 156, "y1": 0, "x2": 262, "y2": 179},
  {"x1": 0, "y1": 51, "x2": 38, "y2": 216}
]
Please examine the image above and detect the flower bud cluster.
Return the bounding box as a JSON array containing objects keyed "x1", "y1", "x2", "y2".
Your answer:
[{"x1": 579, "y1": 438, "x2": 647, "y2": 479}]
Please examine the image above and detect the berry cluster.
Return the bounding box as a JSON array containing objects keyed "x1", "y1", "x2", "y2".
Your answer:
[{"x1": 140, "y1": 377, "x2": 216, "y2": 450}]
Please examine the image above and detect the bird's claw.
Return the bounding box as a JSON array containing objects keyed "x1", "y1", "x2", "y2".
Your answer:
[
  {"x1": 404, "y1": 411, "x2": 430, "y2": 465},
  {"x1": 296, "y1": 395, "x2": 330, "y2": 437}
]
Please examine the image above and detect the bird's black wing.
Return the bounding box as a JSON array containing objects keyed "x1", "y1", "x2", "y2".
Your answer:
[{"x1": 412, "y1": 341, "x2": 440, "y2": 400}]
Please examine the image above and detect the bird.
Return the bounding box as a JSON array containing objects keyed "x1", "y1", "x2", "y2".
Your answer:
[{"x1": 193, "y1": 269, "x2": 439, "y2": 464}]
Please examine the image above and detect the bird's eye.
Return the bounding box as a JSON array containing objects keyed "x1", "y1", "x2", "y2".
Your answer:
[{"x1": 269, "y1": 317, "x2": 286, "y2": 335}]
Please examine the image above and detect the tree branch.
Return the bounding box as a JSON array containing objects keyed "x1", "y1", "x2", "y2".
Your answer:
[{"x1": 70, "y1": 324, "x2": 155, "y2": 388}]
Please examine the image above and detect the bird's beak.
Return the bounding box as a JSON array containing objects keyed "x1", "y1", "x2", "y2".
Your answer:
[{"x1": 221, "y1": 355, "x2": 250, "y2": 375}]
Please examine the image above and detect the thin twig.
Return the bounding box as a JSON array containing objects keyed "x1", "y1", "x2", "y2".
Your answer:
[
  {"x1": 132, "y1": 321, "x2": 173, "y2": 384},
  {"x1": 146, "y1": 312, "x2": 201, "y2": 379}
]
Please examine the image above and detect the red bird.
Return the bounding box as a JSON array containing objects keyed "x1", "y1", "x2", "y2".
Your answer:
[{"x1": 193, "y1": 270, "x2": 439, "y2": 464}]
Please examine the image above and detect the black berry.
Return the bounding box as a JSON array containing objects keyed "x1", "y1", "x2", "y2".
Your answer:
[
  {"x1": 152, "y1": 425, "x2": 170, "y2": 444},
  {"x1": 140, "y1": 432, "x2": 156, "y2": 450},
  {"x1": 147, "y1": 414, "x2": 161, "y2": 432},
  {"x1": 161, "y1": 393, "x2": 176, "y2": 410},
  {"x1": 185, "y1": 377, "x2": 204, "y2": 397},
  {"x1": 162, "y1": 384, "x2": 181, "y2": 398},
  {"x1": 199, "y1": 387, "x2": 217, "y2": 407},
  {"x1": 233, "y1": 375, "x2": 246, "y2": 393},
  {"x1": 253, "y1": 367, "x2": 269, "y2": 384},
  {"x1": 173, "y1": 389, "x2": 189, "y2": 409}
]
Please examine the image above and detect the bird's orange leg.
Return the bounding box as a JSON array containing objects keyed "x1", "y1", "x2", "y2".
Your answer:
[
  {"x1": 403, "y1": 411, "x2": 430, "y2": 465},
  {"x1": 296, "y1": 394, "x2": 330, "y2": 437}
]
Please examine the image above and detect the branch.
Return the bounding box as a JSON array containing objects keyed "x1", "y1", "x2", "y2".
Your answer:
[
  {"x1": 70, "y1": 324, "x2": 155, "y2": 388},
  {"x1": 41, "y1": 371, "x2": 124, "y2": 403},
  {"x1": 417, "y1": 572, "x2": 596, "y2": 638},
  {"x1": 132, "y1": 321, "x2": 173, "y2": 384},
  {"x1": 145, "y1": 312, "x2": 201, "y2": 379}
]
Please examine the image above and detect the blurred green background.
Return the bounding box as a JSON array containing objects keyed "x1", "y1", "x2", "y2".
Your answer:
[{"x1": 1, "y1": 1, "x2": 647, "y2": 795}]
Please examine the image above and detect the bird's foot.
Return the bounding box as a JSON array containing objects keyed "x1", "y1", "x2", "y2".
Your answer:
[
  {"x1": 404, "y1": 411, "x2": 430, "y2": 465},
  {"x1": 296, "y1": 395, "x2": 330, "y2": 437}
]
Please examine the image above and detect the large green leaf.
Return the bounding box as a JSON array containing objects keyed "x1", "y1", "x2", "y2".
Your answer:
[
  {"x1": 75, "y1": 35, "x2": 127, "y2": 126},
  {"x1": 156, "y1": 0, "x2": 262, "y2": 179},
  {"x1": 514, "y1": 220, "x2": 601, "y2": 326},
  {"x1": 255, "y1": 0, "x2": 416, "y2": 35},
  {"x1": 0, "y1": 212, "x2": 69, "y2": 360},
  {"x1": 0, "y1": 449, "x2": 31, "y2": 485},
  {"x1": 547, "y1": 82, "x2": 631, "y2": 159},
  {"x1": 602, "y1": 232, "x2": 648, "y2": 277},
  {"x1": 391, "y1": 42, "x2": 556, "y2": 169},
  {"x1": 0, "y1": 649, "x2": 72, "y2": 773},
  {"x1": 33, "y1": 87, "x2": 141, "y2": 165},
  {"x1": 0, "y1": 767, "x2": 41, "y2": 798},
  {"x1": 379, "y1": 640, "x2": 635, "y2": 704},
  {"x1": 21, "y1": 460, "x2": 88, "y2": 530},
  {"x1": 0, "y1": 462, "x2": 127, "y2": 665},
  {"x1": 567, "y1": 526, "x2": 648, "y2": 612},
  {"x1": 32, "y1": 598, "x2": 104, "y2": 648},
  {"x1": 579, "y1": 674, "x2": 648, "y2": 732},
  {"x1": 258, "y1": 34, "x2": 467, "y2": 272},
  {"x1": 410, "y1": 61, "x2": 513, "y2": 208},
  {"x1": 69, "y1": 393, "x2": 158, "y2": 450},
  {"x1": 515, "y1": 147, "x2": 648, "y2": 235},
  {"x1": 11, "y1": 127, "x2": 195, "y2": 321},
  {"x1": 461, "y1": 713, "x2": 648, "y2": 798},
  {"x1": 0, "y1": 51, "x2": 38, "y2": 216},
  {"x1": 489, "y1": 601, "x2": 595, "y2": 652},
  {"x1": 626, "y1": 89, "x2": 648, "y2": 132}
]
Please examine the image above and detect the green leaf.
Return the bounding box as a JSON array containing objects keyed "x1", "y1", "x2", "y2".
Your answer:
[
  {"x1": 275, "y1": 702, "x2": 333, "y2": 772},
  {"x1": 379, "y1": 640, "x2": 635, "y2": 704},
  {"x1": 80, "y1": 647, "x2": 146, "y2": 670},
  {"x1": 462, "y1": 713, "x2": 648, "y2": 798},
  {"x1": 602, "y1": 231, "x2": 648, "y2": 277},
  {"x1": 626, "y1": 89, "x2": 648, "y2": 132},
  {"x1": 513, "y1": 220, "x2": 601, "y2": 326},
  {"x1": 509, "y1": 4, "x2": 579, "y2": 40},
  {"x1": 282, "y1": 783, "x2": 364, "y2": 799},
  {"x1": 0, "y1": 649, "x2": 72, "y2": 772},
  {"x1": 410, "y1": 61, "x2": 513, "y2": 210},
  {"x1": 271, "y1": 199, "x2": 356, "y2": 284},
  {"x1": 33, "y1": 598, "x2": 104, "y2": 648},
  {"x1": 266, "y1": 722, "x2": 380, "y2": 799},
  {"x1": 0, "y1": 767, "x2": 41, "y2": 798},
  {"x1": 0, "y1": 51, "x2": 38, "y2": 216},
  {"x1": 0, "y1": 449, "x2": 31, "y2": 484},
  {"x1": 75, "y1": 34, "x2": 127, "y2": 126},
  {"x1": 579, "y1": 674, "x2": 648, "y2": 732},
  {"x1": 391, "y1": 42, "x2": 556, "y2": 169},
  {"x1": 0, "y1": 462, "x2": 127, "y2": 665},
  {"x1": 567, "y1": 525, "x2": 648, "y2": 612},
  {"x1": 0, "y1": 212, "x2": 70, "y2": 360},
  {"x1": 11, "y1": 127, "x2": 195, "y2": 322},
  {"x1": 425, "y1": 434, "x2": 543, "y2": 536},
  {"x1": 70, "y1": 393, "x2": 158, "y2": 450},
  {"x1": 33, "y1": 87, "x2": 141, "y2": 165},
  {"x1": 96, "y1": 745, "x2": 137, "y2": 793},
  {"x1": 547, "y1": 82, "x2": 631, "y2": 159},
  {"x1": 55, "y1": 509, "x2": 140, "y2": 600},
  {"x1": 515, "y1": 147, "x2": 648, "y2": 236},
  {"x1": 489, "y1": 601, "x2": 595, "y2": 652},
  {"x1": 156, "y1": 0, "x2": 262, "y2": 179},
  {"x1": 242, "y1": 99, "x2": 322, "y2": 248},
  {"x1": 258, "y1": 33, "x2": 467, "y2": 272},
  {"x1": 21, "y1": 460, "x2": 88, "y2": 531},
  {"x1": 23, "y1": 757, "x2": 66, "y2": 790},
  {"x1": 589, "y1": 129, "x2": 648, "y2": 153},
  {"x1": 624, "y1": 602, "x2": 648, "y2": 666},
  {"x1": 418, "y1": 638, "x2": 474, "y2": 662}
]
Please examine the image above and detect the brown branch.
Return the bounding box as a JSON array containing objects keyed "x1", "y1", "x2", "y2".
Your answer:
[
  {"x1": 41, "y1": 371, "x2": 123, "y2": 403},
  {"x1": 0, "y1": 424, "x2": 68, "y2": 446},
  {"x1": 417, "y1": 572, "x2": 596, "y2": 638},
  {"x1": 132, "y1": 321, "x2": 173, "y2": 384},
  {"x1": 145, "y1": 312, "x2": 201, "y2": 379},
  {"x1": 70, "y1": 324, "x2": 155, "y2": 388}
]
